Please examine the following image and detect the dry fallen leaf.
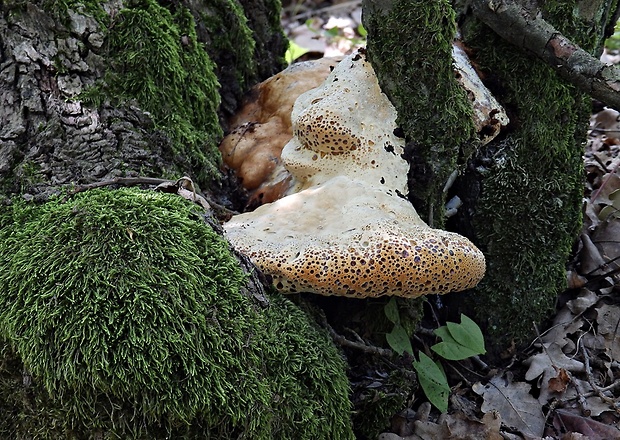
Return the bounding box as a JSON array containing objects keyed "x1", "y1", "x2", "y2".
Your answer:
[
  {"x1": 596, "y1": 304, "x2": 620, "y2": 362},
  {"x1": 548, "y1": 368, "x2": 570, "y2": 393},
  {"x1": 473, "y1": 374, "x2": 546, "y2": 438},
  {"x1": 552, "y1": 408, "x2": 620, "y2": 439}
]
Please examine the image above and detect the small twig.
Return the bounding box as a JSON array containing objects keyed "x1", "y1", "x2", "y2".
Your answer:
[
  {"x1": 580, "y1": 379, "x2": 620, "y2": 397},
  {"x1": 572, "y1": 376, "x2": 592, "y2": 417},
  {"x1": 579, "y1": 338, "x2": 620, "y2": 414},
  {"x1": 318, "y1": 315, "x2": 393, "y2": 357},
  {"x1": 445, "y1": 361, "x2": 472, "y2": 386},
  {"x1": 417, "y1": 326, "x2": 435, "y2": 337},
  {"x1": 66, "y1": 176, "x2": 238, "y2": 217},
  {"x1": 69, "y1": 176, "x2": 169, "y2": 193},
  {"x1": 471, "y1": 355, "x2": 490, "y2": 372}
]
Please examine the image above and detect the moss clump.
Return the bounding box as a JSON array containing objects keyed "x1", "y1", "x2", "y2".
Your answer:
[
  {"x1": 200, "y1": 1, "x2": 257, "y2": 103},
  {"x1": 364, "y1": 0, "x2": 476, "y2": 226},
  {"x1": 0, "y1": 188, "x2": 353, "y2": 439},
  {"x1": 80, "y1": 0, "x2": 223, "y2": 182},
  {"x1": 352, "y1": 369, "x2": 413, "y2": 440},
  {"x1": 460, "y1": 1, "x2": 600, "y2": 344}
]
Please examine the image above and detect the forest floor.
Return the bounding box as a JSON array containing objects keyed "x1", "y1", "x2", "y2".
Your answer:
[{"x1": 275, "y1": 2, "x2": 620, "y2": 438}]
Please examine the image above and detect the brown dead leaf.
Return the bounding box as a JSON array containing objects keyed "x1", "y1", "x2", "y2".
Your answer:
[
  {"x1": 525, "y1": 342, "x2": 585, "y2": 380},
  {"x1": 596, "y1": 304, "x2": 620, "y2": 362},
  {"x1": 548, "y1": 368, "x2": 570, "y2": 393},
  {"x1": 553, "y1": 408, "x2": 620, "y2": 439},
  {"x1": 566, "y1": 289, "x2": 599, "y2": 315},
  {"x1": 473, "y1": 373, "x2": 546, "y2": 438},
  {"x1": 590, "y1": 220, "x2": 620, "y2": 282},
  {"x1": 591, "y1": 108, "x2": 620, "y2": 139},
  {"x1": 542, "y1": 307, "x2": 584, "y2": 345},
  {"x1": 580, "y1": 234, "x2": 608, "y2": 275},
  {"x1": 380, "y1": 407, "x2": 503, "y2": 440}
]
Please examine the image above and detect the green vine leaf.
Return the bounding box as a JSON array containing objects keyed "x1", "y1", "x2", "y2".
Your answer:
[
  {"x1": 412, "y1": 352, "x2": 449, "y2": 413},
  {"x1": 386, "y1": 323, "x2": 413, "y2": 355},
  {"x1": 384, "y1": 297, "x2": 400, "y2": 324},
  {"x1": 431, "y1": 314, "x2": 486, "y2": 360}
]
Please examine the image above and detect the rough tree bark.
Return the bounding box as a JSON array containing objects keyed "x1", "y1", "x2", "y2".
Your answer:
[
  {"x1": 0, "y1": 0, "x2": 285, "y2": 199},
  {"x1": 363, "y1": 0, "x2": 620, "y2": 348}
]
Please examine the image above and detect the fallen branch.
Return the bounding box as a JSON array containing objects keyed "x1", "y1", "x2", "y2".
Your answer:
[{"x1": 471, "y1": 0, "x2": 620, "y2": 110}]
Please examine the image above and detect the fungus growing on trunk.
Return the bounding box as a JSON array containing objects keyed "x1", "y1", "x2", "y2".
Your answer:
[
  {"x1": 219, "y1": 58, "x2": 340, "y2": 206},
  {"x1": 224, "y1": 50, "x2": 485, "y2": 298}
]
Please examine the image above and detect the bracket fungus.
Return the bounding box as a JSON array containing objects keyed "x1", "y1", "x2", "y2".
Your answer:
[
  {"x1": 224, "y1": 50, "x2": 486, "y2": 298},
  {"x1": 219, "y1": 58, "x2": 339, "y2": 206}
]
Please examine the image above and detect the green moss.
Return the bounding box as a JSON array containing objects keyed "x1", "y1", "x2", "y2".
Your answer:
[
  {"x1": 352, "y1": 370, "x2": 413, "y2": 440},
  {"x1": 460, "y1": 1, "x2": 599, "y2": 344},
  {"x1": 41, "y1": 0, "x2": 109, "y2": 26},
  {"x1": 364, "y1": 0, "x2": 476, "y2": 226},
  {"x1": 80, "y1": 0, "x2": 223, "y2": 182},
  {"x1": 201, "y1": 1, "x2": 257, "y2": 91},
  {"x1": 0, "y1": 188, "x2": 354, "y2": 439}
]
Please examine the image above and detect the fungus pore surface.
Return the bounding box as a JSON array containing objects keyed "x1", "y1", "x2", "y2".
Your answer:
[{"x1": 224, "y1": 50, "x2": 485, "y2": 298}]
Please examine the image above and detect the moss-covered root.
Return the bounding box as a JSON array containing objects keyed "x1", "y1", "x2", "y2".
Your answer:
[{"x1": 0, "y1": 188, "x2": 353, "y2": 439}]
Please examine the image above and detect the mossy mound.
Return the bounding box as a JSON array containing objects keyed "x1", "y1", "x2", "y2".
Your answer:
[{"x1": 0, "y1": 188, "x2": 353, "y2": 439}]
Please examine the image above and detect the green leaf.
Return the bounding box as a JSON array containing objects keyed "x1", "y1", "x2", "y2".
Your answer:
[
  {"x1": 431, "y1": 314, "x2": 485, "y2": 360},
  {"x1": 432, "y1": 326, "x2": 479, "y2": 360},
  {"x1": 447, "y1": 314, "x2": 486, "y2": 354},
  {"x1": 384, "y1": 297, "x2": 400, "y2": 324},
  {"x1": 432, "y1": 340, "x2": 480, "y2": 360},
  {"x1": 385, "y1": 323, "x2": 413, "y2": 355},
  {"x1": 285, "y1": 41, "x2": 310, "y2": 64},
  {"x1": 357, "y1": 24, "x2": 367, "y2": 37},
  {"x1": 412, "y1": 352, "x2": 449, "y2": 413},
  {"x1": 325, "y1": 27, "x2": 339, "y2": 37}
]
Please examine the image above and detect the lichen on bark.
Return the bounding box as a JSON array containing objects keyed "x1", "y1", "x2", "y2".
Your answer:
[{"x1": 0, "y1": 0, "x2": 286, "y2": 198}]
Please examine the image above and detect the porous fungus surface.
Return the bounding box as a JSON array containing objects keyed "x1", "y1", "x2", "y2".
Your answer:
[
  {"x1": 0, "y1": 188, "x2": 354, "y2": 439},
  {"x1": 225, "y1": 50, "x2": 485, "y2": 298},
  {"x1": 220, "y1": 58, "x2": 339, "y2": 205},
  {"x1": 282, "y1": 51, "x2": 409, "y2": 194},
  {"x1": 225, "y1": 176, "x2": 485, "y2": 298}
]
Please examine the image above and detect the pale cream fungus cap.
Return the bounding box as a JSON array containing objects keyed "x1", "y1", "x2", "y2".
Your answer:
[{"x1": 224, "y1": 50, "x2": 485, "y2": 298}]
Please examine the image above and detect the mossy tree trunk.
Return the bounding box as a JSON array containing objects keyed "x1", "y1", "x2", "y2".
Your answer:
[
  {"x1": 0, "y1": 0, "x2": 286, "y2": 199},
  {"x1": 363, "y1": 0, "x2": 619, "y2": 349}
]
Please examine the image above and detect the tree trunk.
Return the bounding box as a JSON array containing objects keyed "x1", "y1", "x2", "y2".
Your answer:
[
  {"x1": 363, "y1": 0, "x2": 618, "y2": 349},
  {"x1": 0, "y1": 0, "x2": 286, "y2": 199}
]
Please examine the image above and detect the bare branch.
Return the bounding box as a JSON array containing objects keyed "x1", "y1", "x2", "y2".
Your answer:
[{"x1": 471, "y1": 0, "x2": 620, "y2": 110}]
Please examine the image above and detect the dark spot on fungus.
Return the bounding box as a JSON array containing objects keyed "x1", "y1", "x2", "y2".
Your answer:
[
  {"x1": 393, "y1": 127, "x2": 405, "y2": 138},
  {"x1": 384, "y1": 144, "x2": 395, "y2": 154}
]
